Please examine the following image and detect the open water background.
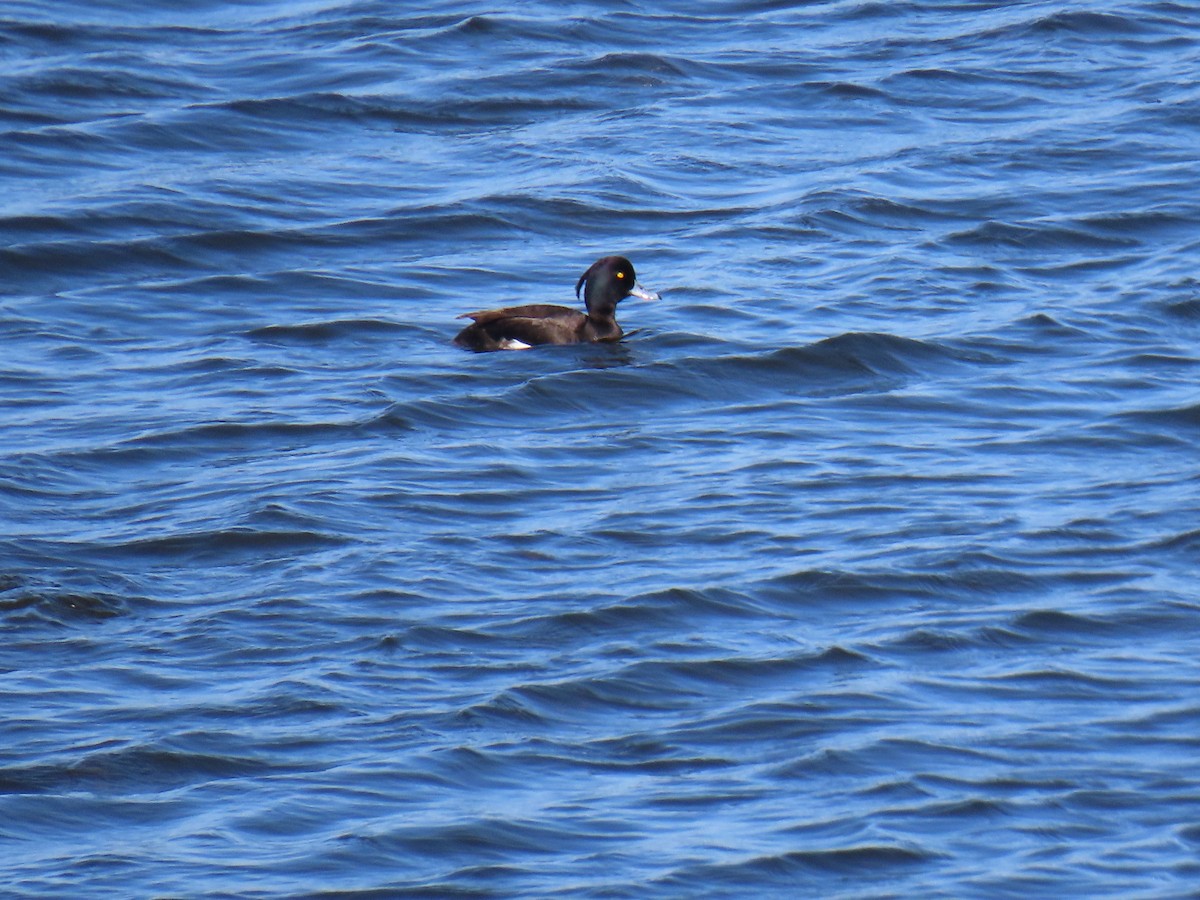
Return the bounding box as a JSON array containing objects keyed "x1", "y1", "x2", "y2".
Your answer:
[{"x1": 3, "y1": 1, "x2": 1200, "y2": 896}]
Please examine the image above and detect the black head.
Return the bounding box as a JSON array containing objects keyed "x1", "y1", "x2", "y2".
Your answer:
[{"x1": 574, "y1": 256, "x2": 659, "y2": 318}]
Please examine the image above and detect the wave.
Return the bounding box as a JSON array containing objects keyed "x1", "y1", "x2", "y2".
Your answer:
[
  {"x1": 66, "y1": 418, "x2": 398, "y2": 461},
  {"x1": 100, "y1": 526, "x2": 350, "y2": 561},
  {"x1": 441, "y1": 332, "x2": 994, "y2": 420},
  {"x1": 661, "y1": 844, "x2": 936, "y2": 892},
  {"x1": 944, "y1": 219, "x2": 1140, "y2": 252},
  {"x1": 245, "y1": 318, "x2": 412, "y2": 343},
  {"x1": 0, "y1": 740, "x2": 295, "y2": 795},
  {"x1": 1117, "y1": 401, "x2": 1200, "y2": 432},
  {"x1": 0, "y1": 587, "x2": 128, "y2": 625}
]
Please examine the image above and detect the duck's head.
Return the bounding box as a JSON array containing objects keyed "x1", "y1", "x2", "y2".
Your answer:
[{"x1": 575, "y1": 256, "x2": 660, "y2": 317}]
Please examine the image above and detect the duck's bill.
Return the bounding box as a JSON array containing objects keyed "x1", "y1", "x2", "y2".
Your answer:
[{"x1": 630, "y1": 283, "x2": 660, "y2": 301}]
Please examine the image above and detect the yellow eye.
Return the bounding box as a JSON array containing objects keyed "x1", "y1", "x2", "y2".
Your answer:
[{"x1": 616, "y1": 271, "x2": 625, "y2": 279}]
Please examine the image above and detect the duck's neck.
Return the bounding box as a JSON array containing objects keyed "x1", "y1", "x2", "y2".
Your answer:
[
  {"x1": 584, "y1": 309, "x2": 622, "y2": 341},
  {"x1": 583, "y1": 270, "x2": 624, "y2": 339}
]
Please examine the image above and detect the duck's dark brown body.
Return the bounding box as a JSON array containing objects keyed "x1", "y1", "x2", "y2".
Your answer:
[
  {"x1": 453, "y1": 257, "x2": 658, "y2": 352},
  {"x1": 454, "y1": 304, "x2": 620, "y2": 351}
]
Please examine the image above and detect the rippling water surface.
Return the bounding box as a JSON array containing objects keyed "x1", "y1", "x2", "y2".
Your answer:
[{"x1": 3, "y1": 0, "x2": 1200, "y2": 895}]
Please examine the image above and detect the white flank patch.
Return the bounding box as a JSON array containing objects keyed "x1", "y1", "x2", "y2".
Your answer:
[{"x1": 499, "y1": 338, "x2": 533, "y2": 350}]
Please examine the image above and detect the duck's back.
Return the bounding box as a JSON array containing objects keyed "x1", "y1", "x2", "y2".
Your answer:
[{"x1": 454, "y1": 304, "x2": 588, "y2": 351}]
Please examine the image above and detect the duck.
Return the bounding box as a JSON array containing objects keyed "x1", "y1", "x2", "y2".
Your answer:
[{"x1": 453, "y1": 255, "x2": 660, "y2": 351}]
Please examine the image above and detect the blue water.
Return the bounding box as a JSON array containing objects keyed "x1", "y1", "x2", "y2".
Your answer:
[{"x1": 3, "y1": 0, "x2": 1200, "y2": 895}]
